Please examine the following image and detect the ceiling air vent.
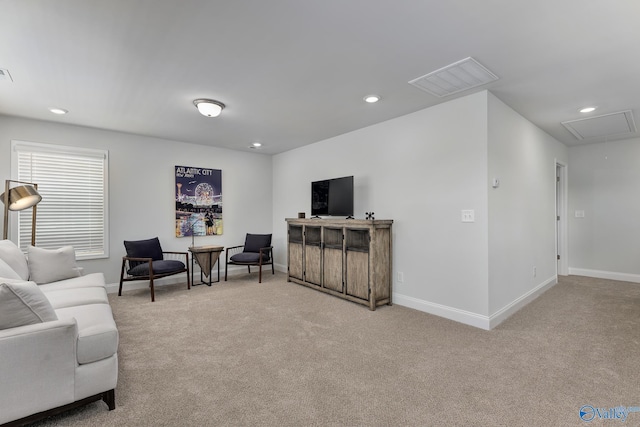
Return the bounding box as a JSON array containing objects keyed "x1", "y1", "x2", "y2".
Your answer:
[
  {"x1": 0, "y1": 68, "x2": 13, "y2": 82},
  {"x1": 561, "y1": 110, "x2": 637, "y2": 140},
  {"x1": 409, "y1": 57, "x2": 498, "y2": 98}
]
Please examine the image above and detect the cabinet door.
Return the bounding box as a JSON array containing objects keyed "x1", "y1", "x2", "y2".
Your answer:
[
  {"x1": 322, "y1": 227, "x2": 343, "y2": 292},
  {"x1": 305, "y1": 245, "x2": 321, "y2": 285},
  {"x1": 346, "y1": 250, "x2": 369, "y2": 300},
  {"x1": 304, "y1": 226, "x2": 322, "y2": 285},
  {"x1": 345, "y1": 229, "x2": 370, "y2": 300},
  {"x1": 289, "y1": 243, "x2": 303, "y2": 280},
  {"x1": 323, "y1": 248, "x2": 343, "y2": 292},
  {"x1": 288, "y1": 225, "x2": 303, "y2": 280}
]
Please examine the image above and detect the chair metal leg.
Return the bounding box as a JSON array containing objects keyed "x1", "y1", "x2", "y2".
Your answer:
[
  {"x1": 118, "y1": 260, "x2": 126, "y2": 296},
  {"x1": 186, "y1": 253, "x2": 191, "y2": 290}
]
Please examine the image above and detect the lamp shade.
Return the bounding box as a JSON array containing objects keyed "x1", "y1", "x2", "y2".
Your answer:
[
  {"x1": 193, "y1": 99, "x2": 225, "y2": 117},
  {"x1": 0, "y1": 185, "x2": 42, "y2": 211}
]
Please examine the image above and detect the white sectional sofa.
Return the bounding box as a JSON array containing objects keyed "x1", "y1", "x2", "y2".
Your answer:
[{"x1": 0, "y1": 240, "x2": 118, "y2": 426}]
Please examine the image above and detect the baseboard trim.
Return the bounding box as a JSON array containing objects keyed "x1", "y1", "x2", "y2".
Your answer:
[
  {"x1": 393, "y1": 275, "x2": 558, "y2": 331},
  {"x1": 392, "y1": 293, "x2": 491, "y2": 330},
  {"x1": 488, "y1": 275, "x2": 557, "y2": 329},
  {"x1": 568, "y1": 268, "x2": 640, "y2": 284},
  {"x1": 106, "y1": 264, "x2": 289, "y2": 294}
]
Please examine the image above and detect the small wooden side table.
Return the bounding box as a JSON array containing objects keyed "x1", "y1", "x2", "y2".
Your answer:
[{"x1": 188, "y1": 245, "x2": 224, "y2": 286}]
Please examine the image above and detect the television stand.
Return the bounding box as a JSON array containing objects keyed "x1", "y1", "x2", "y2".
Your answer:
[{"x1": 285, "y1": 218, "x2": 393, "y2": 310}]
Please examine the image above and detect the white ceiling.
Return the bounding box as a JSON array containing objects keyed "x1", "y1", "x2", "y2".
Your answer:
[{"x1": 1, "y1": 1, "x2": 639, "y2": 155}]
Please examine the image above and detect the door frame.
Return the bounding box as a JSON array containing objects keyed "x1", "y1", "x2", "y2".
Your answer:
[{"x1": 555, "y1": 160, "x2": 568, "y2": 276}]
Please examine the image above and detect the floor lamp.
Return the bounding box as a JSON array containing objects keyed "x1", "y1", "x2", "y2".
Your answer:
[{"x1": 1, "y1": 180, "x2": 42, "y2": 246}]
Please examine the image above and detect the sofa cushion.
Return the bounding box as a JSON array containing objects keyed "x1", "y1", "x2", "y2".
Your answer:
[
  {"x1": 55, "y1": 304, "x2": 119, "y2": 364},
  {"x1": 38, "y1": 272, "x2": 106, "y2": 293},
  {"x1": 45, "y1": 287, "x2": 109, "y2": 309},
  {"x1": 27, "y1": 245, "x2": 80, "y2": 285},
  {"x1": 0, "y1": 281, "x2": 58, "y2": 330},
  {"x1": 0, "y1": 239, "x2": 29, "y2": 280},
  {"x1": 0, "y1": 258, "x2": 21, "y2": 280}
]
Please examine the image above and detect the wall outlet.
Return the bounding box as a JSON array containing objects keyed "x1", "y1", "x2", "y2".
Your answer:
[
  {"x1": 397, "y1": 272, "x2": 404, "y2": 283},
  {"x1": 533, "y1": 266, "x2": 537, "y2": 277}
]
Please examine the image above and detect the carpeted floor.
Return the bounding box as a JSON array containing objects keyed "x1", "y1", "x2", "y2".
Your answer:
[{"x1": 29, "y1": 273, "x2": 640, "y2": 426}]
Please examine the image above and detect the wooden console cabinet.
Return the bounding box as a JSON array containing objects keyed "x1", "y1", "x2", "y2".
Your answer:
[{"x1": 285, "y1": 218, "x2": 393, "y2": 310}]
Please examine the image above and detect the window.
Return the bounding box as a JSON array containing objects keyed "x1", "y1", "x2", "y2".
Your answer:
[{"x1": 11, "y1": 141, "x2": 109, "y2": 259}]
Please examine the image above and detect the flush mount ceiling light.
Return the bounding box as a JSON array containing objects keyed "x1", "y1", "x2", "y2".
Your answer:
[
  {"x1": 193, "y1": 99, "x2": 225, "y2": 117},
  {"x1": 49, "y1": 108, "x2": 68, "y2": 115},
  {"x1": 364, "y1": 95, "x2": 380, "y2": 103},
  {"x1": 250, "y1": 142, "x2": 262, "y2": 149},
  {"x1": 579, "y1": 106, "x2": 597, "y2": 113}
]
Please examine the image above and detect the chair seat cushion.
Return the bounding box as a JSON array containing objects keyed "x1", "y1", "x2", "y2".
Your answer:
[
  {"x1": 230, "y1": 252, "x2": 270, "y2": 264},
  {"x1": 128, "y1": 259, "x2": 185, "y2": 276}
]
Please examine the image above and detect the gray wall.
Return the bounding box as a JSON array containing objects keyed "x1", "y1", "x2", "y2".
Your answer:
[
  {"x1": 568, "y1": 138, "x2": 640, "y2": 282},
  {"x1": 487, "y1": 93, "x2": 568, "y2": 322},
  {"x1": 0, "y1": 115, "x2": 273, "y2": 284}
]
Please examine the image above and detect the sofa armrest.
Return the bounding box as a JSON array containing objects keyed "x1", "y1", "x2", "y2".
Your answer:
[{"x1": 0, "y1": 319, "x2": 78, "y2": 424}]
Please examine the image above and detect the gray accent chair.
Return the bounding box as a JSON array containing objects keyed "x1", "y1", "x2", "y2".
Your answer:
[
  {"x1": 118, "y1": 237, "x2": 190, "y2": 302},
  {"x1": 225, "y1": 233, "x2": 274, "y2": 283}
]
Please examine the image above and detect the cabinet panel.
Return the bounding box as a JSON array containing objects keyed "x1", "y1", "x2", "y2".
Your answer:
[
  {"x1": 288, "y1": 243, "x2": 303, "y2": 280},
  {"x1": 323, "y1": 248, "x2": 343, "y2": 292},
  {"x1": 372, "y1": 228, "x2": 391, "y2": 300},
  {"x1": 346, "y1": 250, "x2": 369, "y2": 300},
  {"x1": 305, "y1": 245, "x2": 322, "y2": 285}
]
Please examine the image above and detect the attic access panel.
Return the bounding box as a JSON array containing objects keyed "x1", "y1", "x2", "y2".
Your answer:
[{"x1": 561, "y1": 110, "x2": 637, "y2": 140}]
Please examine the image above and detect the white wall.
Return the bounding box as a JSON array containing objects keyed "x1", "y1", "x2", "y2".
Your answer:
[
  {"x1": 487, "y1": 93, "x2": 568, "y2": 325},
  {"x1": 273, "y1": 92, "x2": 491, "y2": 324},
  {"x1": 568, "y1": 137, "x2": 640, "y2": 282},
  {"x1": 0, "y1": 115, "x2": 273, "y2": 284}
]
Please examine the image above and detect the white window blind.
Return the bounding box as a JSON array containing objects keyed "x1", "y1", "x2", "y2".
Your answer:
[{"x1": 12, "y1": 141, "x2": 109, "y2": 259}]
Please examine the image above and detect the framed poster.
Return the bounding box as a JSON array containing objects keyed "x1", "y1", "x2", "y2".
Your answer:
[{"x1": 175, "y1": 165, "x2": 222, "y2": 237}]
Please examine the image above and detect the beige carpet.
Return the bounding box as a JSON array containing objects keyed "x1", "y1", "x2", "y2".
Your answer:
[{"x1": 29, "y1": 273, "x2": 640, "y2": 426}]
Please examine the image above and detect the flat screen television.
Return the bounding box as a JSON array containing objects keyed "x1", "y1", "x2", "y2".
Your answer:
[{"x1": 311, "y1": 176, "x2": 354, "y2": 217}]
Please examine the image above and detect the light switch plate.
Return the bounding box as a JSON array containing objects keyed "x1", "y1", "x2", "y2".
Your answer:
[{"x1": 461, "y1": 209, "x2": 475, "y2": 222}]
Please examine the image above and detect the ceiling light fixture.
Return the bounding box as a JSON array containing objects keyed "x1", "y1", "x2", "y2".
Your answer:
[
  {"x1": 193, "y1": 99, "x2": 225, "y2": 117},
  {"x1": 579, "y1": 107, "x2": 597, "y2": 113},
  {"x1": 250, "y1": 142, "x2": 262, "y2": 149},
  {"x1": 49, "y1": 108, "x2": 68, "y2": 115},
  {"x1": 364, "y1": 95, "x2": 380, "y2": 103}
]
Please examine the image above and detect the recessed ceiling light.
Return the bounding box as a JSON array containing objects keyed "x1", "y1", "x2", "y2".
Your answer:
[
  {"x1": 49, "y1": 108, "x2": 68, "y2": 115},
  {"x1": 364, "y1": 95, "x2": 380, "y2": 103},
  {"x1": 580, "y1": 107, "x2": 597, "y2": 113}
]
